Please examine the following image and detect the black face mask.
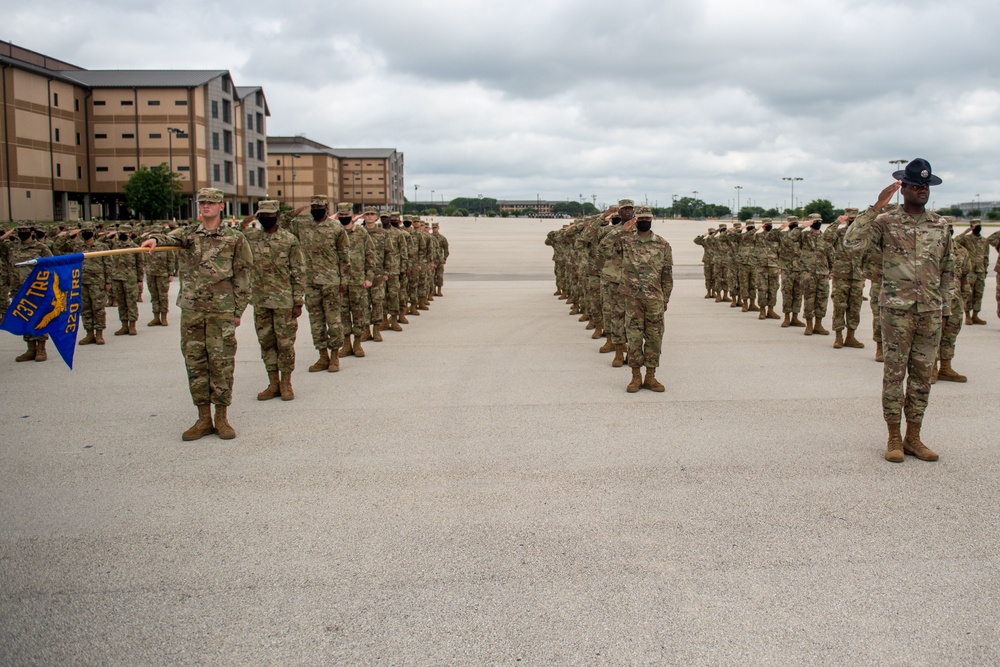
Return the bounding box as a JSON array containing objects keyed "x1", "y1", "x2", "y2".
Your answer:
[
  {"x1": 339, "y1": 216, "x2": 352, "y2": 226},
  {"x1": 636, "y1": 219, "x2": 652, "y2": 232},
  {"x1": 310, "y1": 208, "x2": 327, "y2": 222},
  {"x1": 764, "y1": 225, "x2": 772, "y2": 232},
  {"x1": 118, "y1": 233, "x2": 129, "y2": 241},
  {"x1": 35, "y1": 231, "x2": 46, "y2": 239},
  {"x1": 258, "y1": 216, "x2": 278, "y2": 230},
  {"x1": 788, "y1": 223, "x2": 798, "y2": 230},
  {"x1": 17, "y1": 232, "x2": 32, "y2": 242},
  {"x1": 811, "y1": 221, "x2": 822, "y2": 230},
  {"x1": 746, "y1": 226, "x2": 755, "y2": 232},
  {"x1": 611, "y1": 216, "x2": 622, "y2": 225},
  {"x1": 390, "y1": 220, "x2": 400, "y2": 228},
  {"x1": 403, "y1": 221, "x2": 412, "y2": 228},
  {"x1": 973, "y1": 226, "x2": 982, "y2": 236},
  {"x1": 81, "y1": 231, "x2": 95, "y2": 240}
]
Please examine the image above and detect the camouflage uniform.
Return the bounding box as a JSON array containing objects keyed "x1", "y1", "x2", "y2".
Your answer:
[
  {"x1": 342, "y1": 222, "x2": 376, "y2": 339},
  {"x1": 693, "y1": 230, "x2": 714, "y2": 297},
  {"x1": 955, "y1": 224, "x2": 988, "y2": 319},
  {"x1": 577, "y1": 216, "x2": 605, "y2": 330},
  {"x1": 938, "y1": 241, "x2": 970, "y2": 367},
  {"x1": 618, "y1": 228, "x2": 673, "y2": 370},
  {"x1": 145, "y1": 228, "x2": 178, "y2": 323},
  {"x1": 71, "y1": 226, "x2": 111, "y2": 337},
  {"x1": 8, "y1": 230, "x2": 53, "y2": 345},
  {"x1": 779, "y1": 220, "x2": 804, "y2": 320},
  {"x1": 109, "y1": 224, "x2": 145, "y2": 331},
  {"x1": 599, "y1": 219, "x2": 628, "y2": 346},
  {"x1": 725, "y1": 224, "x2": 742, "y2": 306},
  {"x1": 824, "y1": 216, "x2": 865, "y2": 335},
  {"x1": 709, "y1": 224, "x2": 729, "y2": 298},
  {"x1": 245, "y1": 222, "x2": 305, "y2": 374},
  {"x1": 756, "y1": 222, "x2": 781, "y2": 316},
  {"x1": 799, "y1": 221, "x2": 832, "y2": 328},
  {"x1": 988, "y1": 230, "x2": 1000, "y2": 317},
  {"x1": 862, "y1": 242, "x2": 884, "y2": 349},
  {"x1": 149, "y1": 215, "x2": 253, "y2": 408},
  {"x1": 845, "y1": 204, "x2": 954, "y2": 425},
  {"x1": 365, "y1": 219, "x2": 390, "y2": 327},
  {"x1": 737, "y1": 224, "x2": 759, "y2": 310},
  {"x1": 432, "y1": 226, "x2": 449, "y2": 292},
  {"x1": 386, "y1": 213, "x2": 407, "y2": 323}
]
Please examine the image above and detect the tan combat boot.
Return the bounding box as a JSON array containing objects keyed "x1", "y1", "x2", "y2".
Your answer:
[
  {"x1": 937, "y1": 359, "x2": 967, "y2": 382},
  {"x1": 378, "y1": 319, "x2": 389, "y2": 331},
  {"x1": 767, "y1": 307, "x2": 781, "y2": 320},
  {"x1": 591, "y1": 325, "x2": 603, "y2": 339},
  {"x1": 714, "y1": 292, "x2": 723, "y2": 302},
  {"x1": 94, "y1": 330, "x2": 105, "y2": 345},
  {"x1": 704, "y1": 289, "x2": 713, "y2": 299},
  {"x1": 758, "y1": 308, "x2": 767, "y2": 320},
  {"x1": 748, "y1": 299, "x2": 760, "y2": 312},
  {"x1": 148, "y1": 313, "x2": 161, "y2": 327},
  {"x1": 257, "y1": 371, "x2": 280, "y2": 400},
  {"x1": 128, "y1": 321, "x2": 137, "y2": 336},
  {"x1": 34, "y1": 340, "x2": 47, "y2": 362},
  {"x1": 338, "y1": 338, "x2": 354, "y2": 358},
  {"x1": 626, "y1": 367, "x2": 643, "y2": 393},
  {"x1": 834, "y1": 330, "x2": 844, "y2": 348},
  {"x1": 612, "y1": 344, "x2": 626, "y2": 368},
  {"x1": 964, "y1": 310, "x2": 973, "y2": 325},
  {"x1": 160, "y1": 313, "x2": 168, "y2": 326},
  {"x1": 781, "y1": 313, "x2": 791, "y2": 328},
  {"x1": 79, "y1": 331, "x2": 96, "y2": 346},
  {"x1": 397, "y1": 311, "x2": 409, "y2": 325},
  {"x1": 409, "y1": 302, "x2": 421, "y2": 316},
  {"x1": 885, "y1": 422, "x2": 904, "y2": 462},
  {"x1": 359, "y1": 326, "x2": 372, "y2": 342},
  {"x1": 585, "y1": 320, "x2": 596, "y2": 330},
  {"x1": 903, "y1": 422, "x2": 938, "y2": 461},
  {"x1": 642, "y1": 367, "x2": 665, "y2": 392},
  {"x1": 352, "y1": 335, "x2": 365, "y2": 358},
  {"x1": 214, "y1": 405, "x2": 236, "y2": 440},
  {"x1": 930, "y1": 359, "x2": 939, "y2": 384},
  {"x1": 15, "y1": 340, "x2": 37, "y2": 362},
  {"x1": 731, "y1": 297, "x2": 742, "y2": 309},
  {"x1": 114, "y1": 322, "x2": 129, "y2": 336},
  {"x1": 812, "y1": 319, "x2": 829, "y2": 335},
  {"x1": 741, "y1": 299, "x2": 750, "y2": 312},
  {"x1": 803, "y1": 317, "x2": 814, "y2": 335},
  {"x1": 844, "y1": 329, "x2": 865, "y2": 348},
  {"x1": 182, "y1": 404, "x2": 215, "y2": 441},
  {"x1": 372, "y1": 325, "x2": 383, "y2": 342},
  {"x1": 328, "y1": 348, "x2": 340, "y2": 372},
  {"x1": 279, "y1": 371, "x2": 294, "y2": 401},
  {"x1": 389, "y1": 314, "x2": 403, "y2": 331},
  {"x1": 417, "y1": 298, "x2": 429, "y2": 311},
  {"x1": 578, "y1": 311, "x2": 590, "y2": 322},
  {"x1": 972, "y1": 311, "x2": 986, "y2": 325},
  {"x1": 309, "y1": 348, "x2": 330, "y2": 372},
  {"x1": 599, "y1": 336, "x2": 615, "y2": 353},
  {"x1": 875, "y1": 342, "x2": 884, "y2": 363},
  {"x1": 790, "y1": 314, "x2": 806, "y2": 327}
]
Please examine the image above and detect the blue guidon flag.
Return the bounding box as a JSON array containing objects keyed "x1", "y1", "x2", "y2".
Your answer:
[{"x1": 1, "y1": 253, "x2": 84, "y2": 369}]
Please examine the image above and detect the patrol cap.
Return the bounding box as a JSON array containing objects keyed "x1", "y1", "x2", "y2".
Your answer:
[
  {"x1": 635, "y1": 206, "x2": 653, "y2": 220},
  {"x1": 718, "y1": 223, "x2": 727, "y2": 230},
  {"x1": 79, "y1": 221, "x2": 95, "y2": 231},
  {"x1": 807, "y1": 213, "x2": 822, "y2": 220},
  {"x1": 786, "y1": 216, "x2": 799, "y2": 222},
  {"x1": 761, "y1": 218, "x2": 773, "y2": 224},
  {"x1": 732, "y1": 221, "x2": 743, "y2": 228},
  {"x1": 118, "y1": 223, "x2": 133, "y2": 232},
  {"x1": 707, "y1": 227, "x2": 714, "y2": 234},
  {"x1": 15, "y1": 222, "x2": 32, "y2": 231},
  {"x1": 618, "y1": 199, "x2": 635, "y2": 208},
  {"x1": 363, "y1": 206, "x2": 378, "y2": 214},
  {"x1": 608, "y1": 205, "x2": 620, "y2": 213},
  {"x1": 310, "y1": 195, "x2": 329, "y2": 207},
  {"x1": 844, "y1": 207, "x2": 859, "y2": 216},
  {"x1": 379, "y1": 210, "x2": 391, "y2": 218},
  {"x1": 431, "y1": 222, "x2": 440, "y2": 228},
  {"x1": 402, "y1": 215, "x2": 413, "y2": 222},
  {"x1": 196, "y1": 187, "x2": 224, "y2": 203},
  {"x1": 256, "y1": 200, "x2": 280, "y2": 214},
  {"x1": 970, "y1": 218, "x2": 982, "y2": 225},
  {"x1": 390, "y1": 212, "x2": 401, "y2": 220},
  {"x1": 337, "y1": 202, "x2": 353, "y2": 215}
]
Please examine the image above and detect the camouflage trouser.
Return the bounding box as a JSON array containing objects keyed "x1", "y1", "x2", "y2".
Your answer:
[
  {"x1": 881, "y1": 305, "x2": 941, "y2": 424},
  {"x1": 341, "y1": 284, "x2": 370, "y2": 337},
  {"x1": 253, "y1": 306, "x2": 298, "y2": 373},
  {"x1": 81, "y1": 282, "x2": 107, "y2": 332},
  {"x1": 420, "y1": 267, "x2": 432, "y2": 299},
  {"x1": 756, "y1": 267, "x2": 780, "y2": 308},
  {"x1": 369, "y1": 279, "x2": 386, "y2": 324},
  {"x1": 625, "y1": 294, "x2": 665, "y2": 369},
  {"x1": 386, "y1": 274, "x2": 401, "y2": 315},
  {"x1": 587, "y1": 275, "x2": 602, "y2": 326},
  {"x1": 800, "y1": 272, "x2": 829, "y2": 318},
  {"x1": 180, "y1": 309, "x2": 236, "y2": 407},
  {"x1": 400, "y1": 272, "x2": 410, "y2": 309},
  {"x1": 407, "y1": 268, "x2": 419, "y2": 306},
  {"x1": 147, "y1": 275, "x2": 170, "y2": 315},
  {"x1": 968, "y1": 273, "x2": 986, "y2": 312},
  {"x1": 435, "y1": 264, "x2": 445, "y2": 288},
  {"x1": 738, "y1": 263, "x2": 757, "y2": 302},
  {"x1": 939, "y1": 297, "x2": 964, "y2": 362},
  {"x1": 703, "y1": 262, "x2": 714, "y2": 292},
  {"x1": 781, "y1": 268, "x2": 803, "y2": 315},
  {"x1": 306, "y1": 284, "x2": 344, "y2": 351},
  {"x1": 831, "y1": 277, "x2": 864, "y2": 331},
  {"x1": 727, "y1": 262, "x2": 740, "y2": 298},
  {"x1": 712, "y1": 259, "x2": 727, "y2": 293},
  {"x1": 112, "y1": 279, "x2": 138, "y2": 323},
  {"x1": 870, "y1": 279, "x2": 882, "y2": 343},
  {"x1": 602, "y1": 280, "x2": 626, "y2": 344}
]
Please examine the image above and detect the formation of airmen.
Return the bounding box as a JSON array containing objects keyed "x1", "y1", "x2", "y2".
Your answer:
[
  {"x1": 1, "y1": 190, "x2": 449, "y2": 441},
  {"x1": 546, "y1": 200, "x2": 674, "y2": 393}
]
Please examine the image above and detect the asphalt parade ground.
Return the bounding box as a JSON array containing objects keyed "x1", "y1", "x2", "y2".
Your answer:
[{"x1": 2, "y1": 218, "x2": 998, "y2": 665}]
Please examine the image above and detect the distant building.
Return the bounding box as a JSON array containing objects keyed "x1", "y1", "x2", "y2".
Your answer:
[
  {"x1": 267, "y1": 136, "x2": 404, "y2": 211},
  {"x1": 497, "y1": 200, "x2": 556, "y2": 216},
  {"x1": 949, "y1": 201, "x2": 999, "y2": 217}
]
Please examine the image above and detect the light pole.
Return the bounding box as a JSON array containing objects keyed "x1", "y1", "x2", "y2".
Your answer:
[
  {"x1": 889, "y1": 160, "x2": 907, "y2": 204},
  {"x1": 413, "y1": 184, "x2": 419, "y2": 212},
  {"x1": 291, "y1": 153, "x2": 300, "y2": 209},
  {"x1": 579, "y1": 193, "x2": 584, "y2": 216},
  {"x1": 734, "y1": 185, "x2": 743, "y2": 221},
  {"x1": 782, "y1": 177, "x2": 802, "y2": 213},
  {"x1": 976, "y1": 193, "x2": 981, "y2": 215},
  {"x1": 167, "y1": 127, "x2": 182, "y2": 219},
  {"x1": 692, "y1": 191, "x2": 699, "y2": 218}
]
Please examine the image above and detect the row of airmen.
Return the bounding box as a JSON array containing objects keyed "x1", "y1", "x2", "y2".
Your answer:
[{"x1": 694, "y1": 210, "x2": 1000, "y2": 381}]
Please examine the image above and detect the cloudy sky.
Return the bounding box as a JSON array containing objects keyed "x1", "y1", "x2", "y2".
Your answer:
[{"x1": 8, "y1": 0, "x2": 999, "y2": 211}]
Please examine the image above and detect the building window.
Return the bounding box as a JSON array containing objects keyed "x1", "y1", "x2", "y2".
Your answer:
[
  {"x1": 276, "y1": 159, "x2": 281, "y2": 166},
  {"x1": 256, "y1": 91, "x2": 263, "y2": 107},
  {"x1": 56, "y1": 164, "x2": 62, "y2": 177},
  {"x1": 95, "y1": 133, "x2": 107, "y2": 139},
  {"x1": 258, "y1": 167, "x2": 265, "y2": 187},
  {"x1": 94, "y1": 100, "x2": 105, "y2": 106},
  {"x1": 121, "y1": 100, "x2": 133, "y2": 106},
  {"x1": 77, "y1": 166, "x2": 82, "y2": 179},
  {"x1": 257, "y1": 140, "x2": 264, "y2": 160},
  {"x1": 247, "y1": 142, "x2": 254, "y2": 158},
  {"x1": 26, "y1": 191, "x2": 31, "y2": 198},
  {"x1": 247, "y1": 113, "x2": 253, "y2": 129},
  {"x1": 54, "y1": 128, "x2": 60, "y2": 142},
  {"x1": 76, "y1": 132, "x2": 81, "y2": 146},
  {"x1": 148, "y1": 100, "x2": 160, "y2": 106},
  {"x1": 224, "y1": 161, "x2": 233, "y2": 184},
  {"x1": 149, "y1": 133, "x2": 161, "y2": 139},
  {"x1": 123, "y1": 166, "x2": 135, "y2": 172},
  {"x1": 53, "y1": 92, "x2": 59, "y2": 107},
  {"x1": 223, "y1": 130, "x2": 232, "y2": 154},
  {"x1": 213, "y1": 164, "x2": 221, "y2": 182},
  {"x1": 256, "y1": 113, "x2": 263, "y2": 133},
  {"x1": 96, "y1": 166, "x2": 109, "y2": 172},
  {"x1": 122, "y1": 133, "x2": 134, "y2": 139},
  {"x1": 248, "y1": 171, "x2": 255, "y2": 186},
  {"x1": 211, "y1": 100, "x2": 218, "y2": 119},
  {"x1": 277, "y1": 189, "x2": 281, "y2": 197},
  {"x1": 177, "y1": 165, "x2": 190, "y2": 171},
  {"x1": 175, "y1": 99, "x2": 187, "y2": 106},
  {"x1": 212, "y1": 133, "x2": 219, "y2": 150},
  {"x1": 74, "y1": 99, "x2": 80, "y2": 112},
  {"x1": 222, "y1": 78, "x2": 230, "y2": 93},
  {"x1": 222, "y1": 100, "x2": 231, "y2": 123},
  {"x1": 276, "y1": 174, "x2": 281, "y2": 182}
]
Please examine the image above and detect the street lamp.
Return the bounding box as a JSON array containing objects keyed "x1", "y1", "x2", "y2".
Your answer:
[
  {"x1": 478, "y1": 193, "x2": 483, "y2": 219},
  {"x1": 734, "y1": 185, "x2": 743, "y2": 221},
  {"x1": 692, "y1": 191, "x2": 699, "y2": 218},
  {"x1": 976, "y1": 193, "x2": 981, "y2": 215},
  {"x1": 782, "y1": 177, "x2": 802, "y2": 212},
  {"x1": 291, "y1": 153, "x2": 300, "y2": 209},
  {"x1": 413, "y1": 184, "x2": 420, "y2": 211},
  {"x1": 167, "y1": 127, "x2": 183, "y2": 219},
  {"x1": 579, "y1": 193, "x2": 584, "y2": 216}
]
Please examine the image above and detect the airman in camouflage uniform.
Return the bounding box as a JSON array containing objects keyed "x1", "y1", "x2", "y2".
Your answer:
[
  {"x1": 576, "y1": 213, "x2": 606, "y2": 336},
  {"x1": 824, "y1": 208, "x2": 865, "y2": 348},
  {"x1": 361, "y1": 208, "x2": 390, "y2": 342},
  {"x1": 710, "y1": 223, "x2": 730, "y2": 301},
  {"x1": 694, "y1": 227, "x2": 715, "y2": 299},
  {"x1": 755, "y1": 219, "x2": 782, "y2": 319},
  {"x1": 72, "y1": 222, "x2": 111, "y2": 346},
  {"x1": 778, "y1": 216, "x2": 806, "y2": 327},
  {"x1": 145, "y1": 224, "x2": 178, "y2": 327},
  {"x1": 799, "y1": 214, "x2": 831, "y2": 335},
  {"x1": 403, "y1": 216, "x2": 421, "y2": 316},
  {"x1": 737, "y1": 221, "x2": 760, "y2": 313},
  {"x1": 338, "y1": 203, "x2": 375, "y2": 359},
  {"x1": 724, "y1": 222, "x2": 742, "y2": 309},
  {"x1": 599, "y1": 200, "x2": 634, "y2": 366},
  {"x1": 844, "y1": 160, "x2": 954, "y2": 463},
  {"x1": 109, "y1": 223, "x2": 145, "y2": 336},
  {"x1": 386, "y1": 211, "x2": 409, "y2": 329},
  {"x1": 142, "y1": 188, "x2": 254, "y2": 441},
  {"x1": 615, "y1": 206, "x2": 673, "y2": 393},
  {"x1": 432, "y1": 222, "x2": 449, "y2": 296},
  {"x1": 244, "y1": 200, "x2": 306, "y2": 401},
  {"x1": 933, "y1": 220, "x2": 969, "y2": 383},
  {"x1": 593, "y1": 207, "x2": 620, "y2": 352},
  {"x1": 988, "y1": 228, "x2": 1000, "y2": 318},
  {"x1": 8, "y1": 224, "x2": 53, "y2": 361},
  {"x1": 955, "y1": 219, "x2": 989, "y2": 324}
]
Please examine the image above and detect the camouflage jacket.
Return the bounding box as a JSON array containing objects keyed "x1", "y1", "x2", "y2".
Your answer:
[
  {"x1": 779, "y1": 228, "x2": 803, "y2": 272},
  {"x1": 844, "y1": 206, "x2": 955, "y2": 313},
  {"x1": 950, "y1": 242, "x2": 972, "y2": 309},
  {"x1": 693, "y1": 234, "x2": 710, "y2": 264},
  {"x1": 8, "y1": 239, "x2": 52, "y2": 289},
  {"x1": 71, "y1": 238, "x2": 111, "y2": 285},
  {"x1": 109, "y1": 238, "x2": 145, "y2": 282},
  {"x1": 345, "y1": 226, "x2": 376, "y2": 285},
  {"x1": 799, "y1": 228, "x2": 832, "y2": 274},
  {"x1": 366, "y1": 225, "x2": 390, "y2": 276},
  {"x1": 283, "y1": 214, "x2": 351, "y2": 287},
  {"x1": 823, "y1": 223, "x2": 863, "y2": 280},
  {"x1": 737, "y1": 229, "x2": 757, "y2": 264},
  {"x1": 615, "y1": 232, "x2": 673, "y2": 302},
  {"x1": 755, "y1": 229, "x2": 780, "y2": 268},
  {"x1": 955, "y1": 233, "x2": 989, "y2": 275},
  {"x1": 987, "y1": 230, "x2": 1000, "y2": 272},
  {"x1": 599, "y1": 224, "x2": 627, "y2": 283},
  {"x1": 244, "y1": 227, "x2": 306, "y2": 309},
  {"x1": 434, "y1": 233, "x2": 449, "y2": 262},
  {"x1": 389, "y1": 226, "x2": 407, "y2": 273},
  {"x1": 150, "y1": 223, "x2": 254, "y2": 316},
  {"x1": 145, "y1": 244, "x2": 178, "y2": 277}
]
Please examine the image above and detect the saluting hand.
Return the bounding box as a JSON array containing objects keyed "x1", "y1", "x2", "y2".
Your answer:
[{"x1": 874, "y1": 181, "x2": 901, "y2": 211}]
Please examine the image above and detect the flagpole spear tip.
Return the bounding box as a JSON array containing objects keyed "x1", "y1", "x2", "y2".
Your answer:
[{"x1": 14, "y1": 259, "x2": 38, "y2": 267}]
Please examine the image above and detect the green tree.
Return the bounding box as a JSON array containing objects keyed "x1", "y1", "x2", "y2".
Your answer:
[
  {"x1": 803, "y1": 199, "x2": 836, "y2": 224},
  {"x1": 123, "y1": 163, "x2": 178, "y2": 219},
  {"x1": 738, "y1": 207, "x2": 754, "y2": 222}
]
